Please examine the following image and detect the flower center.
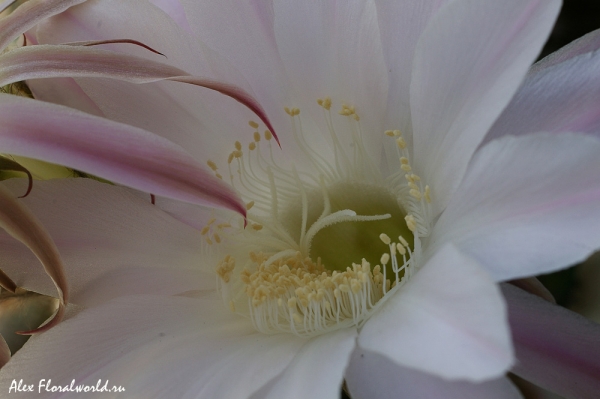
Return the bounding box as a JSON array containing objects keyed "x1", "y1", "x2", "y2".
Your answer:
[{"x1": 208, "y1": 98, "x2": 432, "y2": 336}]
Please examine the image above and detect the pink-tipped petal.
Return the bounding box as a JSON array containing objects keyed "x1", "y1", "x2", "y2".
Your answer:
[
  {"x1": 0, "y1": 45, "x2": 279, "y2": 143},
  {"x1": 0, "y1": 0, "x2": 87, "y2": 52},
  {"x1": 170, "y1": 76, "x2": 279, "y2": 146},
  {"x1": 0, "y1": 94, "x2": 245, "y2": 215},
  {"x1": 63, "y1": 39, "x2": 166, "y2": 56},
  {"x1": 502, "y1": 283, "x2": 600, "y2": 398},
  {"x1": 0, "y1": 183, "x2": 67, "y2": 304},
  {"x1": 486, "y1": 46, "x2": 600, "y2": 143},
  {"x1": 0, "y1": 334, "x2": 10, "y2": 369}
]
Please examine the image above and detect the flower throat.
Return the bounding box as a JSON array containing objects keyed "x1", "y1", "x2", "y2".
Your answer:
[{"x1": 207, "y1": 97, "x2": 432, "y2": 336}]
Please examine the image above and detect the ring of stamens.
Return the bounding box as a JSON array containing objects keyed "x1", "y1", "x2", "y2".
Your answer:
[{"x1": 210, "y1": 97, "x2": 432, "y2": 337}]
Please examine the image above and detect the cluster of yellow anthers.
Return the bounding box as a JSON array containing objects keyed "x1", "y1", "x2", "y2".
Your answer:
[
  {"x1": 385, "y1": 129, "x2": 432, "y2": 237},
  {"x1": 238, "y1": 251, "x2": 388, "y2": 335},
  {"x1": 200, "y1": 217, "x2": 231, "y2": 246}
]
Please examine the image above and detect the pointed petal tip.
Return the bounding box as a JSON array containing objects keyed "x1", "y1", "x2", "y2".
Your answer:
[
  {"x1": 16, "y1": 301, "x2": 64, "y2": 335},
  {"x1": 65, "y1": 39, "x2": 166, "y2": 57}
]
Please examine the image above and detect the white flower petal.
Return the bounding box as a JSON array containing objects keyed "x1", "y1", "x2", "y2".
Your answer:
[
  {"x1": 0, "y1": 179, "x2": 209, "y2": 305},
  {"x1": 272, "y1": 0, "x2": 388, "y2": 148},
  {"x1": 0, "y1": 294, "x2": 307, "y2": 398},
  {"x1": 431, "y1": 133, "x2": 600, "y2": 281},
  {"x1": 359, "y1": 244, "x2": 512, "y2": 381},
  {"x1": 486, "y1": 47, "x2": 600, "y2": 143},
  {"x1": 374, "y1": 0, "x2": 449, "y2": 145},
  {"x1": 346, "y1": 348, "x2": 523, "y2": 399},
  {"x1": 254, "y1": 328, "x2": 357, "y2": 399},
  {"x1": 411, "y1": 0, "x2": 560, "y2": 216}
]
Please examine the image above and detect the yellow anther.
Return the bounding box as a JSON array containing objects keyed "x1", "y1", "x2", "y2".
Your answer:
[
  {"x1": 200, "y1": 226, "x2": 210, "y2": 235},
  {"x1": 405, "y1": 215, "x2": 417, "y2": 232},
  {"x1": 229, "y1": 300, "x2": 235, "y2": 312},
  {"x1": 205, "y1": 237, "x2": 213, "y2": 245},
  {"x1": 398, "y1": 235, "x2": 409, "y2": 247},
  {"x1": 249, "y1": 120, "x2": 259, "y2": 129},
  {"x1": 207, "y1": 218, "x2": 216, "y2": 225},
  {"x1": 284, "y1": 106, "x2": 292, "y2": 115},
  {"x1": 265, "y1": 130, "x2": 273, "y2": 141},
  {"x1": 235, "y1": 141, "x2": 242, "y2": 151},
  {"x1": 214, "y1": 233, "x2": 221, "y2": 243},
  {"x1": 396, "y1": 137, "x2": 406, "y2": 149},
  {"x1": 207, "y1": 160, "x2": 218, "y2": 171},
  {"x1": 352, "y1": 114, "x2": 360, "y2": 121},
  {"x1": 288, "y1": 297, "x2": 297, "y2": 308},
  {"x1": 253, "y1": 131, "x2": 261, "y2": 142},
  {"x1": 215, "y1": 173, "x2": 223, "y2": 180},
  {"x1": 409, "y1": 189, "x2": 422, "y2": 200},
  {"x1": 249, "y1": 142, "x2": 256, "y2": 151},
  {"x1": 252, "y1": 224, "x2": 263, "y2": 231},
  {"x1": 393, "y1": 130, "x2": 402, "y2": 137},
  {"x1": 323, "y1": 97, "x2": 332, "y2": 110},
  {"x1": 246, "y1": 201, "x2": 255, "y2": 210},
  {"x1": 317, "y1": 99, "x2": 324, "y2": 106},
  {"x1": 339, "y1": 284, "x2": 350, "y2": 293},
  {"x1": 400, "y1": 157, "x2": 409, "y2": 165},
  {"x1": 397, "y1": 243, "x2": 406, "y2": 256},
  {"x1": 233, "y1": 150, "x2": 243, "y2": 158},
  {"x1": 401, "y1": 164, "x2": 412, "y2": 172},
  {"x1": 217, "y1": 223, "x2": 231, "y2": 229},
  {"x1": 380, "y1": 253, "x2": 390, "y2": 265},
  {"x1": 411, "y1": 174, "x2": 421, "y2": 182},
  {"x1": 291, "y1": 107, "x2": 300, "y2": 116},
  {"x1": 379, "y1": 233, "x2": 391, "y2": 245},
  {"x1": 385, "y1": 130, "x2": 395, "y2": 137},
  {"x1": 228, "y1": 152, "x2": 235, "y2": 164},
  {"x1": 424, "y1": 185, "x2": 432, "y2": 203}
]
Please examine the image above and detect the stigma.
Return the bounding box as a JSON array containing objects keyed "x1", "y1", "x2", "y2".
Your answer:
[{"x1": 209, "y1": 97, "x2": 433, "y2": 336}]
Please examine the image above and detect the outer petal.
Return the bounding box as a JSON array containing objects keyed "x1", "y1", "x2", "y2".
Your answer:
[
  {"x1": 0, "y1": 45, "x2": 277, "y2": 141},
  {"x1": 502, "y1": 284, "x2": 600, "y2": 399},
  {"x1": 31, "y1": 0, "x2": 286, "y2": 169},
  {"x1": 411, "y1": 0, "x2": 560, "y2": 216},
  {"x1": 253, "y1": 328, "x2": 357, "y2": 399},
  {"x1": 531, "y1": 28, "x2": 600, "y2": 73},
  {"x1": 431, "y1": 133, "x2": 600, "y2": 281},
  {"x1": 0, "y1": 0, "x2": 86, "y2": 52},
  {"x1": 0, "y1": 179, "x2": 213, "y2": 306},
  {"x1": 346, "y1": 348, "x2": 523, "y2": 399},
  {"x1": 0, "y1": 294, "x2": 307, "y2": 399},
  {"x1": 0, "y1": 94, "x2": 244, "y2": 214},
  {"x1": 0, "y1": 181, "x2": 66, "y2": 303},
  {"x1": 359, "y1": 244, "x2": 512, "y2": 381},
  {"x1": 486, "y1": 47, "x2": 600, "y2": 143}
]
